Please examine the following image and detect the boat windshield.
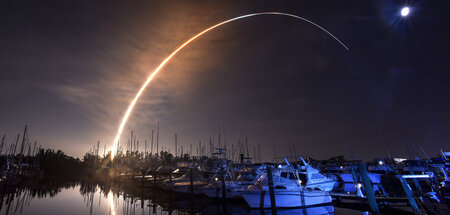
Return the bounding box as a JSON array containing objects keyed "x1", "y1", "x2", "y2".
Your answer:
[{"x1": 280, "y1": 172, "x2": 299, "y2": 180}]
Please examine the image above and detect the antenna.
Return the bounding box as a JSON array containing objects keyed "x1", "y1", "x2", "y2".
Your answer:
[
  {"x1": 300, "y1": 156, "x2": 308, "y2": 166},
  {"x1": 284, "y1": 157, "x2": 291, "y2": 166}
]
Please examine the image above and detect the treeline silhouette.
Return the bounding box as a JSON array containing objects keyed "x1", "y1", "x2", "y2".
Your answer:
[{"x1": 38, "y1": 149, "x2": 86, "y2": 179}]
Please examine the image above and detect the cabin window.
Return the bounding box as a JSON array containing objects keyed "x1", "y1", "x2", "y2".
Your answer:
[
  {"x1": 289, "y1": 173, "x2": 298, "y2": 180},
  {"x1": 275, "y1": 185, "x2": 286, "y2": 189},
  {"x1": 280, "y1": 172, "x2": 289, "y2": 179},
  {"x1": 298, "y1": 174, "x2": 307, "y2": 184}
]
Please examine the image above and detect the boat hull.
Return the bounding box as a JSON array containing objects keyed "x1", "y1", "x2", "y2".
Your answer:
[
  {"x1": 240, "y1": 190, "x2": 332, "y2": 208},
  {"x1": 202, "y1": 186, "x2": 241, "y2": 199},
  {"x1": 169, "y1": 181, "x2": 209, "y2": 195}
]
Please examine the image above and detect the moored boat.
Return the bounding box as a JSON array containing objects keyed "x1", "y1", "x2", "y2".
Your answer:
[{"x1": 240, "y1": 166, "x2": 332, "y2": 208}]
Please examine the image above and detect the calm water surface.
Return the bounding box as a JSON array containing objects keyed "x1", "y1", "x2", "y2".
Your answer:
[{"x1": 0, "y1": 184, "x2": 366, "y2": 215}]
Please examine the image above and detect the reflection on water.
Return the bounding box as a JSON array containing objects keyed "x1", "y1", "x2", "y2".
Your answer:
[
  {"x1": 0, "y1": 183, "x2": 169, "y2": 215},
  {"x1": 107, "y1": 191, "x2": 115, "y2": 215},
  {"x1": 0, "y1": 182, "x2": 365, "y2": 215}
]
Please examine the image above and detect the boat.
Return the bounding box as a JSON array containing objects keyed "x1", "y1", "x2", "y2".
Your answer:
[
  {"x1": 159, "y1": 167, "x2": 209, "y2": 195},
  {"x1": 293, "y1": 157, "x2": 336, "y2": 192},
  {"x1": 240, "y1": 166, "x2": 332, "y2": 208},
  {"x1": 202, "y1": 167, "x2": 263, "y2": 199}
]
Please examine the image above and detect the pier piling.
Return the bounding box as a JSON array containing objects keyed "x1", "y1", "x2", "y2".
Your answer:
[
  {"x1": 267, "y1": 165, "x2": 277, "y2": 214},
  {"x1": 358, "y1": 164, "x2": 380, "y2": 214},
  {"x1": 398, "y1": 177, "x2": 422, "y2": 214}
]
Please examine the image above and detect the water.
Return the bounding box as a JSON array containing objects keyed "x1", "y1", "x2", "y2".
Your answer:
[{"x1": 0, "y1": 183, "x2": 367, "y2": 215}]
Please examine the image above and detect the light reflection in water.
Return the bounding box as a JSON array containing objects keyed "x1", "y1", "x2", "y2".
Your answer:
[
  {"x1": 107, "y1": 190, "x2": 116, "y2": 215},
  {"x1": 0, "y1": 184, "x2": 172, "y2": 215},
  {"x1": 0, "y1": 183, "x2": 368, "y2": 215}
]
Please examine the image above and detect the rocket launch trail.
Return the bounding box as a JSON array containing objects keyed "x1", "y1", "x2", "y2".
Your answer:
[{"x1": 110, "y1": 12, "x2": 348, "y2": 159}]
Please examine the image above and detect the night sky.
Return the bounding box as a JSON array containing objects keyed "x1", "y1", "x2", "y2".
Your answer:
[{"x1": 1, "y1": 0, "x2": 449, "y2": 160}]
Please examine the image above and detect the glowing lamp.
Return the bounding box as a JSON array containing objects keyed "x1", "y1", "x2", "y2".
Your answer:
[{"x1": 401, "y1": 7, "x2": 410, "y2": 17}]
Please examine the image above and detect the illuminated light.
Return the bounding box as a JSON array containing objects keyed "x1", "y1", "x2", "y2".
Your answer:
[
  {"x1": 394, "y1": 158, "x2": 407, "y2": 163},
  {"x1": 108, "y1": 190, "x2": 116, "y2": 215},
  {"x1": 401, "y1": 7, "x2": 410, "y2": 17},
  {"x1": 401, "y1": 175, "x2": 430, "y2": 179},
  {"x1": 357, "y1": 183, "x2": 362, "y2": 188},
  {"x1": 215, "y1": 177, "x2": 219, "y2": 181},
  {"x1": 278, "y1": 164, "x2": 282, "y2": 168},
  {"x1": 110, "y1": 12, "x2": 349, "y2": 159},
  {"x1": 378, "y1": 160, "x2": 384, "y2": 165}
]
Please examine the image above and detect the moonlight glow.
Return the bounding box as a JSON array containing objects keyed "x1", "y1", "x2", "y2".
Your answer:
[
  {"x1": 401, "y1": 7, "x2": 410, "y2": 17},
  {"x1": 110, "y1": 12, "x2": 348, "y2": 160}
]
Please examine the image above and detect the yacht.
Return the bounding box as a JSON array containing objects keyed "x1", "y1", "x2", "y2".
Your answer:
[{"x1": 240, "y1": 166, "x2": 332, "y2": 208}]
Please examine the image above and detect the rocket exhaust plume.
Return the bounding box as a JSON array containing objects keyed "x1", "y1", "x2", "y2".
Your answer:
[{"x1": 110, "y1": 12, "x2": 348, "y2": 160}]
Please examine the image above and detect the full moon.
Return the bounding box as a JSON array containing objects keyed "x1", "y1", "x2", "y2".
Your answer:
[{"x1": 401, "y1": 7, "x2": 410, "y2": 17}]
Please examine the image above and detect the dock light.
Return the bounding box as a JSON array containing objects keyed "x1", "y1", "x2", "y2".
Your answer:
[
  {"x1": 215, "y1": 177, "x2": 219, "y2": 181},
  {"x1": 401, "y1": 7, "x2": 410, "y2": 17},
  {"x1": 378, "y1": 160, "x2": 384, "y2": 165}
]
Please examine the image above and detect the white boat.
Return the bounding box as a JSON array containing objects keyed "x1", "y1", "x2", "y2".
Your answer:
[
  {"x1": 201, "y1": 181, "x2": 244, "y2": 198},
  {"x1": 202, "y1": 166, "x2": 265, "y2": 199},
  {"x1": 159, "y1": 168, "x2": 209, "y2": 195},
  {"x1": 240, "y1": 168, "x2": 332, "y2": 208},
  {"x1": 170, "y1": 181, "x2": 209, "y2": 195},
  {"x1": 294, "y1": 156, "x2": 336, "y2": 192},
  {"x1": 202, "y1": 157, "x2": 335, "y2": 199},
  {"x1": 297, "y1": 165, "x2": 336, "y2": 192}
]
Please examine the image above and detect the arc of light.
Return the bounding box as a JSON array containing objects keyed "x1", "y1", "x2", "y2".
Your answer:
[{"x1": 110, "y1": 12, "x2": 349, "y2": 159}]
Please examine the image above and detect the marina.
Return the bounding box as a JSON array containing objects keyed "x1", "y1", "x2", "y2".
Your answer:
[
  {"x1": 1, "y1": 1, "x2": 450, "y2": 214},
  {"x1": 1, "y1": 128, "x2": 449, "y2": 214}
]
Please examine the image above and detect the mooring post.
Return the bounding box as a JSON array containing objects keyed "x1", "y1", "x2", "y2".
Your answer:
[
  {"x1": 221, "y1": 168, "x2": 226, "y2": 200},
  {"x1": 398, "y1": 177, "x2": 421, "y2": 214},
  {"x1": 190, "y1": 168, "x2": 194, "y2": 197},
  {"x1": 351, "y1": 167, "x2": 364, "y2": 198},
  {"x1": 267, "y1": 165, "x2": 277, "y2": 214},
  {"x1": 188, "y1": 168, "x2": 195, "y2": 213},
  {"x1": 358, "y1": 163, "x2": 379, "y2": 214},
  {"x1": 407, "y1": 164, "x2": 423, "y2": 193}
]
